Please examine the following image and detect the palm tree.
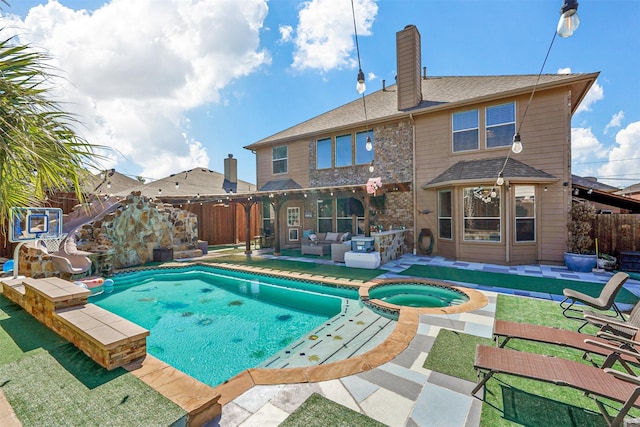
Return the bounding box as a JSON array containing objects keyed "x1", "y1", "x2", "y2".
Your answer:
[{"x1": 0, "y1": 31, "x2": 106, "y2": 234}]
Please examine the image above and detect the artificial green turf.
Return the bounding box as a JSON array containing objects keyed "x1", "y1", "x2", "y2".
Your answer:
[
  {"x1": 400, "y1": 264, "x2": 639, "y2": 304},
  {"x1": 423, "y1": 329, "x2": 494, "y2": 382},
  {"x1": 280, "y1": 393, "x2": 386, "y2": 427},
  {"x1": 424, "y1": 294, "x2": 640, "y2": 427},
  {"x1": 208, "y1": 253, "x2": 385, "y2": 282},
  {"x1": 0, "y1": 294, "x2": 186, "y2": 426}
]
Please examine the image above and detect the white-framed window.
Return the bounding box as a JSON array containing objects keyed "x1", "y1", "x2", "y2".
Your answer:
[
  {"x1": 486, "y1": 102, "x2": 516, "y2": 149},
  {"x1": 287, "y1": 207, "x2": 300, "y2": 227},
  {"x1": 453, "y1": 109, "x2": 479, "y2": 152},
  {"x1": 272, "y1": 146, "x2": 288, "y2": 174},
  {"x1": 515, "y1": 185, "x2": 535, "y2": 242},
  {"x1": 335, "y1": 134, "x2": 352, "y2": 167},
  {"x1": 355, "y1": 130, "x2": 374, "y2": 165},
  {"x1": 438, "y1": 190, "x2": 452, "y2": 239},
  {"x1": 463, "y1": 187, "x2": 501, "y2": 242},
  {"x1": 288, "y1": 228, "x2": 299, "y2": 241},
  {"x1": 316, "y1": 138, "x2": 332, "y2": 169},
  {"x1": 262, "y1": 202, "x2": 274, "y2": 237},
  {"x1": 317, "y1": 200, "x2": 333, "y2": 233}
]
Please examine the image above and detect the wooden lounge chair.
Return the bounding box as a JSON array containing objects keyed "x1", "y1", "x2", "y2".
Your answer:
[
  {"x1": 472, "y1": 345, "x2": 640, "y2": 427},
  {"x1": 493, "y1": 320, "x2": 640, "y2": 367},
  {"x1": 560, "y1": 272, "x2": 630, "y2": 331}
]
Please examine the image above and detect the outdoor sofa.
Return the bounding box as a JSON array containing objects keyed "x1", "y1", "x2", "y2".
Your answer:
[{"x1": 301, "y1": 232, "x2": 351, "y2": 256}]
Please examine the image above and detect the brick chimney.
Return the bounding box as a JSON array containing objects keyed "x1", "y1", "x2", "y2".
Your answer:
[
  {"x1": 224, "y1": 154, "x2": 237, "y2": 184},
  {"x1": 396, "y1": 25, "x2": 422, "y2": 110}
]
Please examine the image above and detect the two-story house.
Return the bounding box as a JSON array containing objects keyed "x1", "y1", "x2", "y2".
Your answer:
[{"x1": 245, "y1": 25, "x2": 598, "y2": 266}]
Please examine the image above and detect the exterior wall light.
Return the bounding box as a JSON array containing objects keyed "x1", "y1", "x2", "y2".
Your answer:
[{"x1": 557, "y1": 0, "x2": 580, "y2": 38}]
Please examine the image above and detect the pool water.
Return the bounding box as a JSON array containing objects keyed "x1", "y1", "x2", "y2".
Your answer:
[
  {"x1": 92, "y1": 267, "x2": 346, "y2": 386},
  {"x1": 368, "y1": 282, "x2": 469, "y2": 308}
]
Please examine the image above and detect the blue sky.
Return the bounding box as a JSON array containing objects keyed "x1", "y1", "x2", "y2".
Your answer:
[{"x1": 1, "y1": 0, "x2": 639, "y2": 188}]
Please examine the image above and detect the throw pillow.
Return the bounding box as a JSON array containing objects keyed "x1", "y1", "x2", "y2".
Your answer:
[
  {"x1": 341, "y1": 232, "x2": 351, "y2": 241},
  {"x1": 308, "y1": 233, "x2": 318, "y2": 241},
  {"x1": 325, "y1": 232, "x2": 339, "y2": 241}
]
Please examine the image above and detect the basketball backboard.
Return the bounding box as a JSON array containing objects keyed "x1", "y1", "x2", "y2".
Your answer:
[{"x1": 9, "y1": 207, "x2": 63, "y2": 242}]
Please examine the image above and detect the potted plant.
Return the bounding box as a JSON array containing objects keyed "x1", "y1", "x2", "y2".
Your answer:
[
  {"x1": 564, "y1": 202, "x2": 597, "y2": 272},
  {"x1": 597, "y1": 253, "x2": 617, "y2": 271}
]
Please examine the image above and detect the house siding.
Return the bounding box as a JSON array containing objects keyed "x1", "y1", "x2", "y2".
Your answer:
[{"x1": 414, "y1": 88, "x2": 572, "y2": 265}]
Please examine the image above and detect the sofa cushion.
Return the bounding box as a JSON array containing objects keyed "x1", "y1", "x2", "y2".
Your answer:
[{"x1": 325, "y1": 232, "x2": 339, "y2": 241}]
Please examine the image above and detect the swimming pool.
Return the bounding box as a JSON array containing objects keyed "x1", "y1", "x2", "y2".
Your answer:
[{"x1": 92, "y1": 265, "x2": 357, "y2": 386}]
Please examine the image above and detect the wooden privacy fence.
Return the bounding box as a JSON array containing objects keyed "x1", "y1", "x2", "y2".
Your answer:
[{"x1": 592, "y1": 214, "x2": 640, "y2": 256}]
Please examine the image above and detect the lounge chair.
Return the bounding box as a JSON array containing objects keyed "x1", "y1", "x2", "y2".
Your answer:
[
  {"x1": 472, "y1": 345, "x2": 640, "y2": 427},
  {"x1": 583, "y1": 301, "x2": 640, "y2": 340},
  {"x1": 560, "y1": 272, "x2": 630, "y2": 331},
  {"x1": 493, "y1": 320, "x2": 640, "y2": 367}
]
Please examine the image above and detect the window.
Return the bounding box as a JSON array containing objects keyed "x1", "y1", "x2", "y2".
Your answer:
[
  {"x1": 515, "y1": 185, "x2": 535, "y2": 242},
  {"x1": 272, "y1": 146, "x2": 288, "y2": 174},
  {"x1": 453, "y1": 109, "x2": 479, "y2": 152},
  {"x1": 438, "y1": 190, "x2": 452, "y2": 239},
  {"x1": 337, "y1": 198, "x2": 363, "y2": 233},
  {"x1": 355, "y1": 130, "x2": 374, "y2": 165},
  {"x1": 287, "y1": 207, "x2": 300, "y2": 227},
  {"x1": 335, "y1": 134, "x2": 352, "y2": 167},
  {"x1": 316, "y1": 138, "x2": 332, "y2": 169},
  {"x1": 486, "y1": 103, "x2": 515, "y2": 148},
  {"x1": 463, "y1": 187, "x2": 501, "y2": 241},
  {"x1": 317, "y1": 200, "x2": 333, "y2": 233},
  {"x1": 262, "y1": 202, "x2": 273, "y2": 237}
]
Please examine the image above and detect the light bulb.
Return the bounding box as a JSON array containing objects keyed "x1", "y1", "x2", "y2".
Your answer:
[
  {"x1": 106, "y1": 181, "x2": 111, "y2": 189},
  {"x1": 511, "y1": 133, "x2": 523, "y2": 154},
  {"x1": 490, "y1": 188, "x2": 497, "y2": 198},
  {"x1": 557, "y1": 0, "x2": 580, "y2": 38},
  {"x1": 356, "y1": 69, "x2": 366, "y2": 94},
  {"x1": 497, "y1": 173, "x2": 504, "y2": 186},
  {"x1": 369, "y1": 162, "x2": 374, "y2": 173},
  {"x1": 365, "y1": 136, "x2": 372, "y2": 151},
  {"x1": 175, "y1": 182, "x2": 179, "y2": 190}
]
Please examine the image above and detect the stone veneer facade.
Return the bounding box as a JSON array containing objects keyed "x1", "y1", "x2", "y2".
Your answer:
[{"x1": 302, "y1": 120, "x2": 415, "y2": 250}]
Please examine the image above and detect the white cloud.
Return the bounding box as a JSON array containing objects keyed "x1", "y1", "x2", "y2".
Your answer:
[
  {"x1": 598, "y1": 121, "x2": 640, "y2": 187},
  {"x1": 290, "y1": 0, "x2": 377, "y2": 72},
  {"x1": 0, "y1": 0, "x2": 270, "y2": 179},
  {"x1": 557, "y1": 67, "x2": 571, "y2": 74},
  {"x1": 279, "y1": 24, "x2": 293, "y2": 43},
  {"x1": 570, "y1": 126, "x2": 609, "y2": 179},
  {"x1": 576, "y1": 79, "x2": 604, "y2": 114},
  {"x1": 604, "y1": 110, "x2": 624, "y2": 134}
]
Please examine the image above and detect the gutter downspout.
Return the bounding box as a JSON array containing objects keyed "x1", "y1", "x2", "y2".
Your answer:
[{"x1": 410, "y1": 113, "x2": 417, "y2": 254}]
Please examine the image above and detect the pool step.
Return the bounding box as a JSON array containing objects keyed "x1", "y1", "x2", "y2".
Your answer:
[{"x1": 259, "y1": 302, "x2": 396, "y2": 369}]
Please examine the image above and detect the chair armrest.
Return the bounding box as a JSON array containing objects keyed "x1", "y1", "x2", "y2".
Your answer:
[
  {"x1": 596, "y1": 331, "x2": 640, "y2": 346},
  {"x1": 604, "y1": 368, "x2": 640, "y2": 386},
  {"x1": 585, "y1": 314, "x2": 639, "y2": 332},
  {"x1": 584, "y1": 338, "x2": 640, "y2": 359}
]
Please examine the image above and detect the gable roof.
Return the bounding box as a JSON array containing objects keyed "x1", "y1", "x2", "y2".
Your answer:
[
  {"x1": 572, "y1": 175, "x2": 620, "y2": 193},
  {"x1": 246, "y1": 72, "x2": 598, "y2": 149},
  {"x1": 114, "y1": 167, "x2": 256, "y2": 198},
  {"x1": 423, "y1": 157, "x2": 556, "y2": 188},
  {"x1": 259, "y1": 179, "x2": 303, "y2": 192}
]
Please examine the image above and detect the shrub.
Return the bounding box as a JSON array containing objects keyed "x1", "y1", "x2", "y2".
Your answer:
[{"x1": 567, "y1": 202, "x2": 596, "y2": 254}]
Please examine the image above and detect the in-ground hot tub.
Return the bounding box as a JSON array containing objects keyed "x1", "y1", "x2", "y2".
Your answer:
[{"x1": 359, "y1": 278, "x2": 488, "y2": 319}]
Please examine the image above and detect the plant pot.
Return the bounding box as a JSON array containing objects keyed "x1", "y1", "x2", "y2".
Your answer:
[{"x1": 564, "y1": 252, "x2": 597, "y2": 273}]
